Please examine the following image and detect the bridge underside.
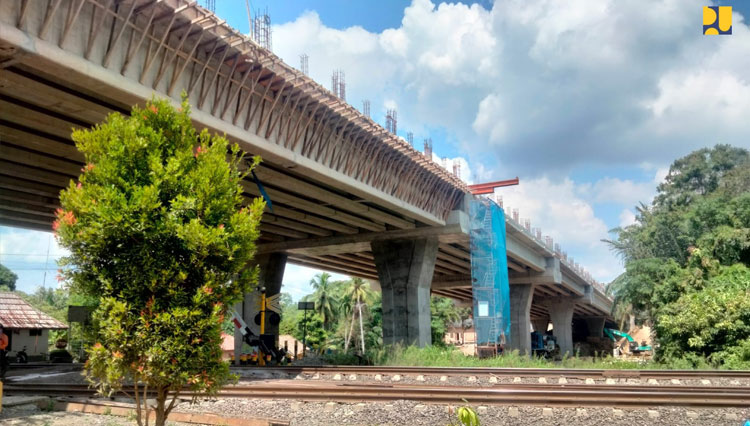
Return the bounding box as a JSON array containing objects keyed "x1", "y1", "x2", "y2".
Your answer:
[{"x1": 0, "y1": 0, "x2": 611, "y2": 354}]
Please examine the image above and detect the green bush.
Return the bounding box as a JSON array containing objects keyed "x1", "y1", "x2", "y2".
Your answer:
[{"x1": 55, "y1": 96, "x2": 264, "y2": 426}]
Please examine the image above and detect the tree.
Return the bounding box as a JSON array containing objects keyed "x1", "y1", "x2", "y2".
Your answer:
[
  {"x1": 293, "y1": 313, "x2": 327, "y2": 351},
  {"x1": 606, "y1": 145, "x2": 750, "y2": 366},
  {"x1": 0, "y1": 264, "x2": 18, "y2": 291},
  {"x1": 654, "y1": 144, "x2": 749, "y2": 210},
  {"x1": 431, "y1": 296, "x2": 462, "y2": 346},
  {"x1": 54, "y1": 96, "x2": 264, "y2": 426},
  {"x1": 343, "y1": 278, "x2": 372, "y2": 353},
  {"x1": 310, "y1": 272, "x2": 337, "y2": 330}
]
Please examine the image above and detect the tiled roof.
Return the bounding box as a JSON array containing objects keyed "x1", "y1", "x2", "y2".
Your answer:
[{"x1": 0, "y1": 292, "x2": 68, "y2": 329}]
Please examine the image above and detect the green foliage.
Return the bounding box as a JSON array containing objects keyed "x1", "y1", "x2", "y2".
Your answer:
[
  {"x1": 0, "y1": 263, "x2": 18, "y2": 291},
  {"x1": 431, "y1": 296, "x2": 467, "y2": 346},
  {"x1": 310, "y1": 273, "x2": 338, "y2": 331},
  {"x1": 279, "y1": 294, "x2": 302, "y2": 336},
  {"x1": 370, "y1": 345, "x2": 741, "y2": 370},
  {"x1": 54, "y1": 96, "x2": 263, "y2": 426},
  {"x1": 294, "y1": 313, "x2": 327, "y2": 351},
  {"x1": 656, "y1": 264, "x2": 750, "y2": 360},
  {"x1": 654, "y1": 144, "x2": 749, "y2": 210},
  {"x1": 454, "y1": 403, "x2": 480, "y2": 426},
  {"x1": 716, "y1": 338, "x2": 750, "y2": 370},
  {"x1": 606, "y1": 145, "x2": 750, "y2": 366}
]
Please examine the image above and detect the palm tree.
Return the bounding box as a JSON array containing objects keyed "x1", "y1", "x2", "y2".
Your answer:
[
  {"x1": 343, "y1": 278, "x2": 371, "y2": 353},
  {"x1": 607, "y1": 274, "x2": 636, "y2": 332},
  {"x1": 310, "y1": 272, "x2": 336, "y2": 330}
]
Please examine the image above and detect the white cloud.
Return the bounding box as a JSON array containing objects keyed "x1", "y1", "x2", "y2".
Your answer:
[
  {"x1": 473, "y1": 94, "x2": 507, "y2": 145},
  {"x1": 497, "y1": 177, "x2": 608, "y2": 247},
  {"x1": 581, "y1": 177, "x2": 656, "y2": 207},
  {"x1": 273, "y1": 0, "x2": 750, "y2": 179},
  {"x1": 619, "y1": 209, "x2": 637, "y2": 228},
  {"x1": 492, "y1": 177, "x2": 621, "y2": 281},
  {"x1": 432, "y1": 155, "x2": 474, "y2": 183}
]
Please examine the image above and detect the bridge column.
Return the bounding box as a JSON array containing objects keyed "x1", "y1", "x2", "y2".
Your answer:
[
  {"x1": 372, "y1": 237, "x2": 438, "y2": 347},
  {"x1": 234, "y1": 252, "x2": 287, "y2": 364},
  {"x1": 545, "y1": 299, "x2": 576, "y2": 356},
  {"x1": 531, "y1": 318, "x2": 549, "y2": 333},
  {"x1": 508, "y1": 284, "x2": 534, "y2": 354}
]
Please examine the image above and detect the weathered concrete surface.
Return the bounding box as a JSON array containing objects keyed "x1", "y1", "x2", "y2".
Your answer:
[
  {"x1": 508, "y1": 284, "x2": 534, "y2": 354},
  {"x1": 546, "y1": 298, "x2": 576, "y2": 356},
  {"x1": 372, "y1": 237, "x2": 438, "y2": 347}
]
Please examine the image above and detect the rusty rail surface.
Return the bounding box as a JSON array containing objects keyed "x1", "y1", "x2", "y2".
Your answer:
[
  {"x1": 236, "y1": 365, "x2": 750, "y2": 379},
  {"x1": 5, "y1": 381, "x2": 750, "y2": 408}
]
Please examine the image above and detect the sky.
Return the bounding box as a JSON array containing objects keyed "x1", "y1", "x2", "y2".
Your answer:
[{"x1": 2, "y1": 0, "x2": 750, "y2": 299}]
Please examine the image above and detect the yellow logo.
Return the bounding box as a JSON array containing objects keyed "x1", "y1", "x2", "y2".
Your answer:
[{"x1": 704, "y1": 6, "x2": 732, "y2": 35}]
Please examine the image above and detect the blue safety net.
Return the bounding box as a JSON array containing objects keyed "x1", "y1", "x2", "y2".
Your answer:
[{"x1": 469, "y1": 198, "x2": 511, "y2": 347}]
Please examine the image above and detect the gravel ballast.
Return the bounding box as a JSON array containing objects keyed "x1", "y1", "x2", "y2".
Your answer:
[{"x1": 182, "y1": 398, "x2": 750, "y2": 426}]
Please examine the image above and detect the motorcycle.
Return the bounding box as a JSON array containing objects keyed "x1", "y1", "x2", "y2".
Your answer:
[{"x1": 16, "y1": 346, "x2": 28, "y2": 364}]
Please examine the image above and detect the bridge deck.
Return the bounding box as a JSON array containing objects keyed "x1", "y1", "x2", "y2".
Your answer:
[{"x1": 0, "y1": 0, "x2": 611, "y2": 320}]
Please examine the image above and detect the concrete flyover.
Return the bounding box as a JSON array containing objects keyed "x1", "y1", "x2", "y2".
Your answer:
[{"x1": 0, "y1": 0, "x2": 612, "y2": 357}]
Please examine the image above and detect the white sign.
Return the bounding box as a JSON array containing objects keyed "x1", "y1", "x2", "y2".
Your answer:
[{"x1": 478, "y1": 301, "x2": 489, "y2": 317}]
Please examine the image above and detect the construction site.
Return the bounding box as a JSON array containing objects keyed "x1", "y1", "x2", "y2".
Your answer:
[{"x1": 0, "y1": 1, "x2": 748, "y2": 425}]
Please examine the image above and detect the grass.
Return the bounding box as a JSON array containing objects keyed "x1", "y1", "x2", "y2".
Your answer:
[{"x1": 364, "y1": 345, "x2": 725, "y2": 370}]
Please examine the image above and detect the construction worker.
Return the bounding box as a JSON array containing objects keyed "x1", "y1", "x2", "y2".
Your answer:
[{"x1": 0, "y1": 325, "x2": 9, "y2": 381}]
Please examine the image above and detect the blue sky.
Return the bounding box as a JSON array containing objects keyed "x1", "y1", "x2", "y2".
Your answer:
[{"x1": 3, "y1": 0, "x2": 750, "y2": 298}]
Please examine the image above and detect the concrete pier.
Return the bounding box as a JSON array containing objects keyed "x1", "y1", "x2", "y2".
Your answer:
[
  {"x1": 372, "y1": 237, "x2": 438, "y2": 346},
  {"x1": 546, "y1": 298, "x2": 576, "y2": 356},
  {"x1": 508, "y1": 284, "x2": 534, "y2": 354}
]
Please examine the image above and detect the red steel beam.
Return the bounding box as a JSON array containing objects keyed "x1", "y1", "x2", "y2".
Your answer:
[{"x1": 468, "y1": 177, "x2": 519, "y2": 195}]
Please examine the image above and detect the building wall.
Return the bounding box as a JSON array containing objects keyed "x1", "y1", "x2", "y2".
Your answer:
[{"x1": 7, "y1": 328, "x2": 50, "y2": 356}]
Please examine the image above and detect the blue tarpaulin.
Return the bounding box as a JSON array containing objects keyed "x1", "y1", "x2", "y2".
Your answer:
[{"x1": 469, "y1": 199, "x2": 511, "y2": 347}]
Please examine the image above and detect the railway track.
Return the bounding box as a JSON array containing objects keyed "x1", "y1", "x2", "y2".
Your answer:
[
  {"x1": 238, "y1": 365, "x2": 750, "y2": 380},
  {"x1": 9, "y1": 363, "x2": 750, "y2": 380},
  {"x1": 5, "y1": 381, "x2": 750, "y2": 408}
]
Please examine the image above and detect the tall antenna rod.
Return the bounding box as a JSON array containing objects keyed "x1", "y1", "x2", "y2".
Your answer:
[
  {"x1": 42, "y1": 233, "x2": 51, "y2": 288},
  {"x1": 245, "y1": 0, "x2": 252, "y2": 34}
]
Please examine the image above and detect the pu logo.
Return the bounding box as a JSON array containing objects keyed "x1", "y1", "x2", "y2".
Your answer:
[{"x1": 703, "y1": 6, "x2": 732, "y2": 35}]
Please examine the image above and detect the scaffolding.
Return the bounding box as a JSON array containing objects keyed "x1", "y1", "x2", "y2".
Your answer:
[
  {"x1": 406, "y1": 131, "x2": 413, "y2": 146},
  {"x1": 469, "y1": 198, "x2": 511, "y2": 356}
]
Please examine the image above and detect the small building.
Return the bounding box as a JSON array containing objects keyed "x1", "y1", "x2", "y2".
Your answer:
[{"x1": 0, "y1": 292, "x2": 68, "y2": 358}]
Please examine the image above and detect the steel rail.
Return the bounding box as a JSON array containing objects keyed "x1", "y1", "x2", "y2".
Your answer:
[
  {"x1": 235, "y1": 365, "x2": 750, "y2": 379},
  {"x1": 9, "y1": 363, "x2": 750, "y2": 379},
  {"x1": 5, "y1": 382, "x2": 750, "y2": 408}
]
